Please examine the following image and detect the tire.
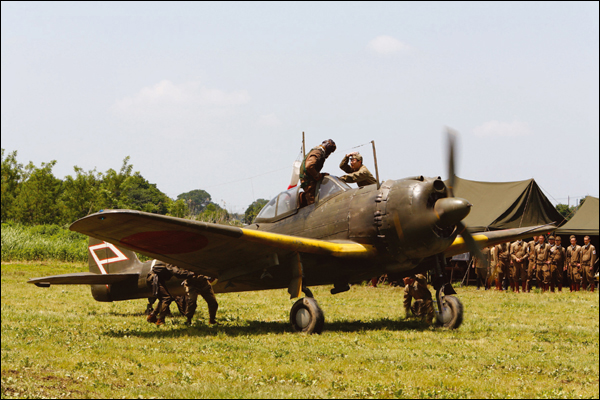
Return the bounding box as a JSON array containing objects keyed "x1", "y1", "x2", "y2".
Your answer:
[
  {"x1": 435, "y1": 295, "x2": 463, "y2": 329},
  {"x1": 290, "y1": 297, "x2": 325, "y2": 334},
  {"x1": 411, "y1": 299, "x2": 424, "y2": 317}
]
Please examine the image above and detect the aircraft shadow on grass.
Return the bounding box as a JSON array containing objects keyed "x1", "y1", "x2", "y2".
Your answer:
[{"x1": 102, "y1": 317, "x2": 430, "y2": 339}]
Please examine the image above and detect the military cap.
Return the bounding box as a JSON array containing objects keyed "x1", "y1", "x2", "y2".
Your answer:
[
  {"x1": 570, "y1": 235, "x2": 577, "y2": 240},
  {"x1": 548, "y1": 235, "x2": 555, "y2": 240},
  {"x1": 555, "y1": 236, "x2": 561, "y2": 240},
  {"x1": 351, "y1": 152, "x2": 363, "y2": 162}
]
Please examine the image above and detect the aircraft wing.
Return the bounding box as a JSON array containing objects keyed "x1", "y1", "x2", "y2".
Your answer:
[
  {"x1": 444, "y1": 224, "x2": 556, "y2": 257},
  {"x1": 70, "y1": 210, "x2": 377, "y2": 286},
  {"x1": 27, "y1": 272, "x2": 139, "y2": 287}
]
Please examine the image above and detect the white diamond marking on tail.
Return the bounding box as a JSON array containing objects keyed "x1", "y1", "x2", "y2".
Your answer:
[{"x1": 89, "y1": 242, "x2": 129, "y2": 274}]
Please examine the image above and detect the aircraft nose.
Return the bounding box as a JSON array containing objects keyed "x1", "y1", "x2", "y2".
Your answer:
[{"x1": 433, "y1": 197, "x2": 472, "y2": 227}]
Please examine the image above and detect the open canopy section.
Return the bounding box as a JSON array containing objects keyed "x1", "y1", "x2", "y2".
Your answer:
[
  {"x1": 556, "y1": 196, "x2": 599, "y2": 236},
  {"x1": 447, "y1": 176, "x2": 565, "y2": 232}
]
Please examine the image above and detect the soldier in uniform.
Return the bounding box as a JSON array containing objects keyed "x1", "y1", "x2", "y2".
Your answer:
[
  {"x1": 526, "y1": 236, "x2": 538, "y2": 292},
  {"x1": 474, "y1": 247, "x2": 491, "y2": 290},
  {"x1": 494, "y1": 242, "x2": 510, "y2": 291},
  {"x1": 403, "y1": 274, "x2": 434, "y2": 323},
  {"x1": 183, "y1": 274, "x2": 219, "y2": 325},
  {"x1": 549, "y1": 235, "x2": 566, "y2": 292},
  {"x1": 510, "y1": 239, "x2": 528, "y2": 293},
  {"x1": 580, "y1": 236, "x2": 597, "y2": 292},
  {"x1": 566, "y1": 235, "x2": 582, "y2": 292},
  {"x1": 338, "y1": 152, "x2": 377, "y2": 187},
  {"x1": 146, "y1": 261, "x2": 195, "y2": 326},
  {"x1": 299, "y1": 139, "x2": 336, "y2": 206},
  {"x1": 535, "y1": 235, "x2": 552, "y2": 292}
]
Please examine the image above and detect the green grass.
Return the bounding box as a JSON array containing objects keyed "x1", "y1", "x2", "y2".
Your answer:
[{"x1": 2, "y1": 262, "x2": 599, "y2": 399}]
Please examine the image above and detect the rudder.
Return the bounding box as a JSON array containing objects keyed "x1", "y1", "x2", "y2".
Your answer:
[{"x1": 87, "y1": 237, "x2": 142, "y2": 274}]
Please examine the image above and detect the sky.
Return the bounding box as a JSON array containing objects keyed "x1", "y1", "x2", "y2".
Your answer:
[{"x1": 2, "y1": 1, "x2": 599, "y2": 214}]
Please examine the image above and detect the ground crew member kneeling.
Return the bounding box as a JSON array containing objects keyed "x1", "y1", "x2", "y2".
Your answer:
[
  {"x1": 183, "y1": 274, "x2": 218, "y2": 325},
  {"x1": 403, "y1": 274, "x2": 434, "y2": 324}
]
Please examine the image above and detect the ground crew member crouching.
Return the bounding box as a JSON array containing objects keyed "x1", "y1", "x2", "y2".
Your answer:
[
  {"x1": 580, "y1": 236, "x2": 597, "y2": 292},
  {"x1": 403, "y1": 274, "x2": 434, "y2": 324},
  {"x1": 183, "y1": 274, "x2": 218, "y2": 325},
  {"x1": 494, "y1": 242, "x2": 510, "y2": 291},
  {"x1": 526, "y1": 236, "x2": 538, "y2": 292},
  {"x1": 510, "y1": 240, "x2": 528, "y2": 293},
  {"x1": 146, "y1": 261, "x2": 194, "y2": 326},
  {"x1": 549, "y1": 236, "x2": 566, "y2": 292},
  {"x1": 338, "y1": 152, "x2": 377, "y2": 187},
  {"x1": 535, "y1": 236, "x2": 552, "y2": 292},
  {"x1": 566, "y1": 235, "x2": 582, "y2": 292}
]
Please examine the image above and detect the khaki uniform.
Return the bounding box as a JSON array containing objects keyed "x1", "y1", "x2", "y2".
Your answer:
[
  {"x1": 183, "y1": 275, "x2": 218, "y2": 324},
  {"x1": 549, "y1": 244, "x2": 566, "y2": 291},
  {"x1": 146, "y1": 262, "x2": 196, "y2": 324},
  {"x1": 338, "y1": 155, "x2": 377, "y2": 187},
  {"x1": 535, "y1": 243, "x2": 552, "y2": 289},
  {"x1": 510, "y1": 240, "x2": 528, "y2": 292},
  {"x1": 580, "y1": 244, "x2": 597, "y2": 291},
  {"x1": 566, "y1": 244, "x2": 582, "y2": 289},
  {"x1": 526, "y1": 239, "x2": 537, "y2": 291},
  {"x1": 300, "y1": 146, "x2": 328, "y2": 206},
  {"x1": 494, "y1": 243, "x2": 510, "y2": 290},
  {"x1": 474, "y1": 248, "x2": 491, "y2": 289},
  {"x1": 403, "y1": 274, "x2": 434, "y2": 323}
]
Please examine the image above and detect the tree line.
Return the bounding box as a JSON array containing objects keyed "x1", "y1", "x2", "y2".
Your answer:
[{"x1": 1, "y1": 149, "x2": 268, "y2": 226}]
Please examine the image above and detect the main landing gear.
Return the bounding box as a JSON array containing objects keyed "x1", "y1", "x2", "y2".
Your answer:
[
  {"x1": 289, "y1": 287, "x2": 325, "y2": 334},
  {"x1": 432, "y1": 254, "x2": 464, "y2": 330}
]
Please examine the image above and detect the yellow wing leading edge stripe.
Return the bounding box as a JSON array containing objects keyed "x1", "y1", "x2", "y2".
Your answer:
[{"x1": 241, "y1": 229, "x2": 377, "y2": 258}]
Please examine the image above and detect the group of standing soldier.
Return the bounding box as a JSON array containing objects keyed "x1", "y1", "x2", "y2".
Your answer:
[{"x1": 474, "y1": 235, "x2": 597, "y2": 293}]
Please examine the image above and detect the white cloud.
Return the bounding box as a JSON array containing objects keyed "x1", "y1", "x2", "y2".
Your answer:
[
  {"x1": 258, "y1": 113, "x2": 281, "y2": 127},
  {"x1": 368, "y1": 35, "x2": 410, "y2": 55},
  {"x1": 473, "y1": 120, "x2": 532, "y2": 137},
  {"x1": 114, "y1": 80, "x2": 250, "y2": 111}
]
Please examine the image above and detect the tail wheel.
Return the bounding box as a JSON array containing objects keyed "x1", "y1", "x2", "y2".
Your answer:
[
  {"x1": 436, "y1": 295, "x2": 463, "y2": 329},
  {"x1": 290, "y1": 297, "x2": 325, "y2": 334}
]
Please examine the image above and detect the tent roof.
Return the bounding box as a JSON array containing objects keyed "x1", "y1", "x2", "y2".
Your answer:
[
  {"x1": 556, "y1": 196, "x2": 599, "y2": 236},
  {"x1": 447, "y1": 176, "x2": 565, "y2": 232}
]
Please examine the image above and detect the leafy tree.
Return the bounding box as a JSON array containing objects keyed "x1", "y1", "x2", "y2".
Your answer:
[
  {"x1": 1, "y1": 149, "x2": 24, "y2": 222},
  {"x1": 177, "y1": 189, "x2": 211, "y2": 215},
  {"x1": 97, "y1": 156, "x2": 134, "y2": 210},
  {"x1": 196, "y1": 202, "x2": 229, "y2": 224},
  {"x1": 168, "y1": 199, "x2": 189, "y2": 218},
  {"x1": 556, "y1": 204, "x2": 576, "y2": 221},
  {"x1": 13, "y1": 160, "x2": 64, "y2": 225},
  {"x1": 121, "y1": 172, "x2": 170, "y2": 214},
  {"x1": 244, "y1": 199, "x2": 269, "y2": 224},
  {"x1": 61, "y1": 166, "x2": 102, "y2": 223}
]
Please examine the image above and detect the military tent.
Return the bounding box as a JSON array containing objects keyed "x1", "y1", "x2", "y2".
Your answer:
[
  {"x1": 448, "y1": 177, "x2": 565, "y2": 232},
  {"x1": 556, "y1": 196, "x2": 599, "y2": 237}
]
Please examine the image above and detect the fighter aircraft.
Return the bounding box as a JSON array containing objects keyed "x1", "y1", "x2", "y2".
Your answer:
[{"x1": 29, "y1": 131, "x2": 554, "y2": 333}]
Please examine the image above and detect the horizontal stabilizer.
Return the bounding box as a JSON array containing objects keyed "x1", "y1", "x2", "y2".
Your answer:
[{"x1": 28, "y1": 272, "x2": 139, "y2": 287}]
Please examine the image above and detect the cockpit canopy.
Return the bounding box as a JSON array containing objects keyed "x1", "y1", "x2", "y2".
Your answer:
[{"x1": 254, "y1": 176, "x2": 351, "y2": 222}]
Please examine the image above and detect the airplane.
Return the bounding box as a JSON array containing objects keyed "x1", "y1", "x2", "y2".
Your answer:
[{"x1": 28, "y1": 131, "x2": 554, "y2": 333}]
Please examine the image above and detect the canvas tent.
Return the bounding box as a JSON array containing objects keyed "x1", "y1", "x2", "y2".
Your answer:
[
  {"x1": 556, "y1": 196, "x2": 599, "y2": 237},
  {"x1": 448, "y1": 177, "x2": 565, "y2": 232}
]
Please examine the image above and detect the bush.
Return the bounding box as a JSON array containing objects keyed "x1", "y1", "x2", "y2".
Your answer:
[{"x1": 1, "y1": 223, "x2": 88, "y2": 262}]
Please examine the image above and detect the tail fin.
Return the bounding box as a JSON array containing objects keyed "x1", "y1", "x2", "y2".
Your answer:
[{"x1": 88, "y1": 237, "x2": 142, "y2": 274}]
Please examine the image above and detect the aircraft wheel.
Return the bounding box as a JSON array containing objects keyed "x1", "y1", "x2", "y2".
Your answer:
[
  {"x1": 290, "y1": 297, "x2": 324, "y2": 334},
  {"x1": 435, "y1": 295, "x2": 463, "y2": 329}
]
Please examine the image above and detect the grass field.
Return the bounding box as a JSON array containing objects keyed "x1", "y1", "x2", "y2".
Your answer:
[{"x1": 2, "y1": 262, "x2": 599, "y2": 399}]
